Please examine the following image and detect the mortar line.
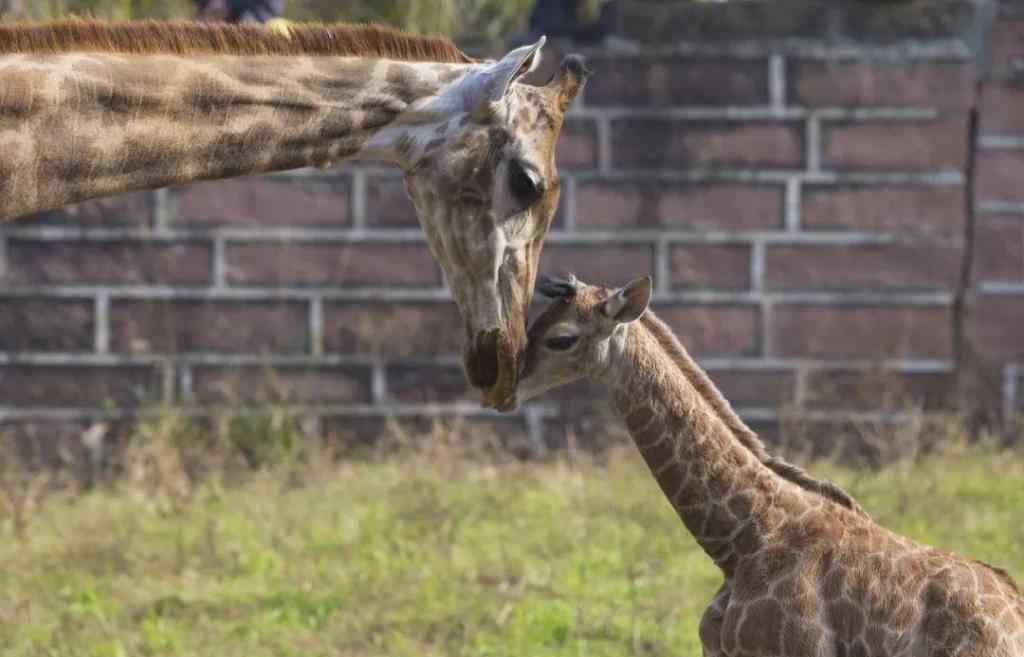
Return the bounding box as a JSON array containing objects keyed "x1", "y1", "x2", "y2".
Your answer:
[
  {"x1": 759, "y1": 298, "x2": 774, "y2": 360},
  {"x1": 655, "y1": 238, "x2": 672, "y2": 295},
  {"x1": 94, "y1": 291, "x2": 110, "y2": 354},
  {"x1": 350, "y1": 168, "x2": 367, "y2": 229},
  {"x1": 153, "y1": 187, "x2": 172, "y2": 234},
  {"x1": 750, "y1": 241, "x2": 766, "y2": 293},
  {"x1": 371, "y1": 358, "x2": 387, "y2": 405},
  {"x1": 180, "y1": 364, "x2": 194, "y2": 404},
  {"x1": 309, "y1": 297, "x2": 324, "y2": 357},
  {"x1": 524, "y1": 405, "x2": 549, "y2": 459},
  {"x1": 769, "y1": 53, "x2": 786, "y2": 113},
  {"x1": 596, "y1": 113, "x2": 613, "y2": 174},
  {"x1": 161, "y1": 359, "x2": 176, "y2": 404},
  {"x1": 785, "y1": 178, "x2": 802, "y2": 232},
  {"x1": 805, "y1": 114, "x2": 822, "y2": 173},
  {"x1": 1004, "y1": 364, "x2": 1019, "y2": 430},
  {"x1": 212, "y1": 236, "x2": 227, "y2": 288}
]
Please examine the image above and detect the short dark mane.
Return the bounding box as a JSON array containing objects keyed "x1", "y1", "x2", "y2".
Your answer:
[
  {"x1": 0, "y1": 19, "x2": 474, "y2": 62},
  {"x1": 640, "y1": 311, "x2": 869, "y2": 518}
]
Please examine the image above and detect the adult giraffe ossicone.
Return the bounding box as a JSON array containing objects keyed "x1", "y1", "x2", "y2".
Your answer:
[{"x1": 0, "y1": 20, "x2": 589, "y2": 407}]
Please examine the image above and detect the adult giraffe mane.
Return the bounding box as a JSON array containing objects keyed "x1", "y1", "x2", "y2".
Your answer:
[
  {"x1": 639, "y1": 309, "x2": 870, "y2": 518},
  {"x1": 0, "y1": 18, "x2": 475, "y2": 63}
]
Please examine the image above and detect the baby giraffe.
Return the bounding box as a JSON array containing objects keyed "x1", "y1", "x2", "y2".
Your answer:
[{"x1": 508, "y1": 274, "x2": 1024, "y2": 657}]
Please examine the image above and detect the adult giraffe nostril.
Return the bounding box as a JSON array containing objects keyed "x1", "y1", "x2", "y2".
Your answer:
[{"x1": 465, "y1": 329, "x2": 501, "y2": 389}]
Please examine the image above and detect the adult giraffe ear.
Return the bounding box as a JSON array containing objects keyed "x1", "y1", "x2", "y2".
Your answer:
[
  {"x1": 600, "y1": 276, "x2": 652, "y2": 324},
  {"x1": 467, "y1": 37, "x2": 545, "y2": 115}
]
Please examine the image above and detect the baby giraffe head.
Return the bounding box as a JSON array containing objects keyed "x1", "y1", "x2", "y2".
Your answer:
[{"x1": 498, "y1": 274, "x2": 652, "y2": 410}]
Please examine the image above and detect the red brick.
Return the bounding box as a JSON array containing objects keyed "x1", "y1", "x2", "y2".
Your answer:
[
  {"x1": 802, "y1": 370, "x2": 955, "y2": 411},
  {"x1": 771, "y1": 306, "x2": 951, "y2": 359},
  {"x1": 980, "y1": 81, "x2": 1024, "y2": 134},
  {"x1": 670, "y1": 245, "x2": 751, "y2": 291},
  {"x1": 192, "y1": 365, "x2": 371, "y2": 404},
  {"x1": 801, "y1": 185, "x2": 964, "y2": 236},
  {"x1": 0, "y1": 299, "x2": 94, "y2": 351},
  {"x1": 323, "y1": 302, "x2": 462, "y2": 357},
  {"x1": 385, "y1": 365, "x2": 472, "y2": 403},
  {"x1": 16, "y1": 191, "x2": 154, "y2": 227},
  {"x1": 823, "y1": 118, "x2": 968, "y2": 171},
  {"x1": 966, "y1": 295, "x2": 1024, "y2": 360},
  {"x1": 976, "y1": 149, "x2": 1024, "y2": 202},
  {"x1": 226, "y1": 243, "x2": 440, "y2": 287},
  {"x1": 0, "y1": 365, "x2": 161, "y2": 406},
  {"x1": 539, "y1": 244, "x2": 654, "y2": 286},
  {"x1": 991, "y1": 20, "x2": 1024, "y2": 73},
  {"x1": 765, "y1": 244, "x2": 961, "y2": 292},
  {"x1": 3, "y1": 240, "x2": 212, "y2": 286},
  {"x1": 974, "y1": 216, "x2": 1024, "y2": 282},
  {"x1": 706, "y1": 369, "x2": 795, "y2": 407},
  {"x1": 585, "y1": 56, "x2": 768, "y2": 107},
  {"x1": 789, "y1": 60, "x2": 974, "y2": 110},
  {"x1": 611, "y1": 120, "x2": 803, "y2": 169},
  {"x1": 575, "y1": 182, "x2": 783, "y2": 231},
  {"x1": 654, "y1": 304, "x2": 760, "y2": 357},
  {"x1": 364, "y1": 173, "x2": 417, "y2": 227},
  {"x1": 110, "y1": 300, "x2": 308, "y2": 354},
  {"x1": 171, "y1": 176, "x2": 349, "y2": 227},
  {"x1": 557, "y1": 118, "x2": 598, "y2": 170}
]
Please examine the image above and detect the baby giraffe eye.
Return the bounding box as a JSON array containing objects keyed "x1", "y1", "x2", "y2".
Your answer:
[{"x1": 544, "y1": 335, "x2": 579, "y2": 351}]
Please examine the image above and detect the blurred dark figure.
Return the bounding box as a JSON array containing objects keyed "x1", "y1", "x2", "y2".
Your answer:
[
  {"x1": 195, "y1": 0, "x2": 285, "y2": 23},
  {"x1": 512, "y1": 0, "x2": 611, "y2": 46}
]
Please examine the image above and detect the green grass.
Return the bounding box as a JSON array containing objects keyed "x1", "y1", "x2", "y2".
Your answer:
[{"x1": 1, "y1": 440, "x2": 1023, "y2": 657}]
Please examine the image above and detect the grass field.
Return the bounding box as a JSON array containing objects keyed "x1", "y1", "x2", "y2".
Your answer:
[{"x1": 1, "y1": 426, "x2": 1023, "y2": 657}]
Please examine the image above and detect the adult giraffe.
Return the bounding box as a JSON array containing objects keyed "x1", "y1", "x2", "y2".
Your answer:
[{"x1": 0, "y1": 19, "x2": 588, "y2": 406}]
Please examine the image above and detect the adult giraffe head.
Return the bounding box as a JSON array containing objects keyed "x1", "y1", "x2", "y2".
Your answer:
[{"x1": 397, "y1": 41, "x2": 589, "y2": 407}]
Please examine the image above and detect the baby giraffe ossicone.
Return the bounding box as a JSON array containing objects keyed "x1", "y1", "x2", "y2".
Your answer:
[{"x1": 509, "y1": 274, "x2": 1024, "y2": 657}]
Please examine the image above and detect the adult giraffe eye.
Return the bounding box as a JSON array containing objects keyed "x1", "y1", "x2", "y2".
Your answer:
[
  {"x1": 545, "y1": 335, "x2": 579, "y2": 351},
  {"x1": 509, "y1": 160, "x2": 542, "y2": 205}
]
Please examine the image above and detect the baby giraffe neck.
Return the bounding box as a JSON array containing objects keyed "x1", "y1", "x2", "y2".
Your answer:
[{"x1": 603, "y1": 315, "x2": 816, "y2": 576}]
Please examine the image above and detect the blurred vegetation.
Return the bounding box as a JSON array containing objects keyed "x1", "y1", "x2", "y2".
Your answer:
[
  {"x1": 0, "y1": 0, "x2": 538, "y2": 45},
  {"x1": 1, "y1": 410, "x2": 1023, "y2": 656}
]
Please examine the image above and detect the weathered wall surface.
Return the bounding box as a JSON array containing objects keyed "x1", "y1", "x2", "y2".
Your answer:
[{"x1": 1, "y1": 1, "x2": 1021, "y2": 458}]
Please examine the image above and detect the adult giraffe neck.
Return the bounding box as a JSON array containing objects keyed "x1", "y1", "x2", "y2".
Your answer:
[{"x1": 0, "y1": 52, "x2": 468, "y2": 221}]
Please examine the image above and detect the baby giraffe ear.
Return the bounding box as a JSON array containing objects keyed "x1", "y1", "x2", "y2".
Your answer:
[{"x1": 600, "y1": 276, "x2": 653, "y2": 324}]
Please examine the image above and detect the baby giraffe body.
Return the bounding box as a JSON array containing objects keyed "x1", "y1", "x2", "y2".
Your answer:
[{"x1": 514, "y1": 275, "x2": 1024, "y2": 657}]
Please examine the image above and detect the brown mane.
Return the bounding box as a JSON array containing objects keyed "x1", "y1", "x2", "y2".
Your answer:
[
  {"x1": 0, "y1": 18, "x2": 474, "y2": 62},
  {"x1": 640, "y1": 311, "x2": 870, "y2": 518}
]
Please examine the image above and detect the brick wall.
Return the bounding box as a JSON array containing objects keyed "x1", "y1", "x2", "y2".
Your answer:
[{"x1": 2, "y1": 2, "x2": 1021, "y2": 458}]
